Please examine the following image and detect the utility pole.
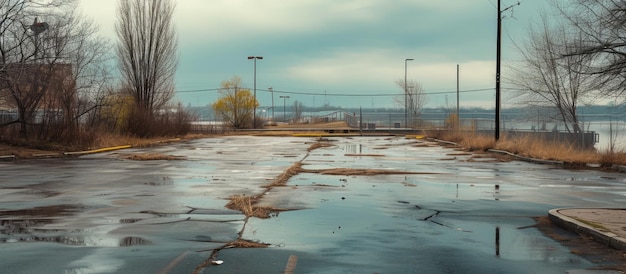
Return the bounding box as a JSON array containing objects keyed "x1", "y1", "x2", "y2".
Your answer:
[
  {"x1": 457, "y1": 64, "x2": 460, "y2": 130},
  {"x1": 404, "y1": 58, "x2": 413, "y2": 128},
  {"x1": 496, "y1": 0, "x2": 502, "y2": 141},
  {"x1": 496, "y1": 0, "x2": 520, "y2": 141},
  {"x1": 269, "y1": 87, "x2": 274, "y2": 121},
  {"x1": 280, "y1": 95, "x2": 290, "y2": 122}
]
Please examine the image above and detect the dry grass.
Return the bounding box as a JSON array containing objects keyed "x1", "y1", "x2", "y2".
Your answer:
[
  {"x1": 268, "y1": 162, "x2": 303, "y2": 187},
  {"x1": 438, "y1": 131, "x2": 495, "y2": 151},
  {"x1": 120, "y1": 153, "x2": 187, "y2": 161},
  {"x1": 92, "y1": 133, "x2": 159, "y2": 148},
  {"x1": 427, "y1": 131, "x2": 620, "y2": 166},
  {"x1": 225, "y1": 195, "x2": 279, "y2": 219},
  {"x1": 0, "y1": 144, "x2": 60, "y2": 158},
  {"x1": 224, "y1": 239, "x2": 270, "y2": 248},
  {"x1": 599, "y1": 151, "x2": 626, "y2": 166},
  {"x1": 307, "y1": 141, "x2": 335, "y2": 152},
  {"x1": 496, "y1": 136, "x2": 599, "y2": 163}
]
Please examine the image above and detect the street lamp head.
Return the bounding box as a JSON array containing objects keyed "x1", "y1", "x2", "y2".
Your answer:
[
  {"x1": 248, "y1": 56, "x2": 263, "y2": 60},
  {"x1": 406, "y1": 58, "x2": 414, "y2": 61}
]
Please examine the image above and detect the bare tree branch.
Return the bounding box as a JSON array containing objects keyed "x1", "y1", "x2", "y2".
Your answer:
[
  {"x1": 508, "y1": 13, "x2": 594, "y2": 133},
  {"x1": 115, "y1": 0, "x2": 178, "y2": 115}
]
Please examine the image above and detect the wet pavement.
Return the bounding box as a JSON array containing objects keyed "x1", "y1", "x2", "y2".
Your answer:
[{"x1": 1, "y1": 136, "x2": 626, "y2": 273}]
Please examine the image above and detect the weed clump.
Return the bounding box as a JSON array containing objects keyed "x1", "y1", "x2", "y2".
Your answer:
[{"x1": 225, "y1": 195, "x2": 278, "y2": 219}]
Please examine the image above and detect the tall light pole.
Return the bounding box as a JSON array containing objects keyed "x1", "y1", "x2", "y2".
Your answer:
[
  {"x1": 248, "y1": 56, "x2": 263, "y2": 128},
  {"x1": 404, "y1": 58, "x2": 414, "y2": 128},
  {"x1": 280, "y1": 95, "x2": 290, "y2": 122}
]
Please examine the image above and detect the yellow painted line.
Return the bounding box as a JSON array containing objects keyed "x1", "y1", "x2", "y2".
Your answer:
[
  {"x1": 64, "y1": 145, "x2": 132, "y2": 156},
  {"x1": 292, "y1": 134, "x2": 323, "y2": 137},
  {"x1": 283, "y1": 255, "x2": 298, "y2": 274},
  {"x1": 406, "y1": 135, "x2": 425, "y2": 139},
  {"x1": 157, "y1": 251, "x2": 189, "y2": 274}
]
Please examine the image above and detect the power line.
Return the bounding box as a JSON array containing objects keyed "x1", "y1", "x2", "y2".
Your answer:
[
  {"x1": 174, "y1": 88, "x2": 221, "y2": 93},
  {"x1": 175, "y1": 87, "x2": 495, "y2": 97}
]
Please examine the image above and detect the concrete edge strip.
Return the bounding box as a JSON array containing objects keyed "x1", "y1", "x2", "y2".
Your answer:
[
  {"x1": 63, "y1": 145, "x2": 132, "y2": 156},
  {"x1": 429, "y1": 139, "x2": 565, "y2": 165},
  {"x1": 548, "y1": 208, "x2": 626, "y2": 250},
  {"x1": 431, "y1": 138, "x2": 458, "y2": 146},
  {"x1": 488, "y1": 149, "x2": 564, "y2": 165}
]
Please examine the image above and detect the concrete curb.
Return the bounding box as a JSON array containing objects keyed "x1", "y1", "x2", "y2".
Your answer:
[
  {"x1": 548, "y1": 208, "x2": 626, "y2": 250},
  {"x1": 613, "y1": 165, "x2": 626, "y2": 173},
  {"x1": 0, "y1": 155, "x2": 16, "y2": 161},
  {"x1": 488, "y1": 149, "x2": 564, "y2": 165}
]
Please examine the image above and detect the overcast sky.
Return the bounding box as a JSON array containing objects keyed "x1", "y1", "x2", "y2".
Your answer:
[{"x1": 78, "y1": 0, "x2": 549, "y2": 109}]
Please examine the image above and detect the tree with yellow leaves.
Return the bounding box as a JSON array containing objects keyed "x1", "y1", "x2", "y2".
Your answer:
[{"x1": 212, "y1": 76, "x2": 259, "y2": 129}]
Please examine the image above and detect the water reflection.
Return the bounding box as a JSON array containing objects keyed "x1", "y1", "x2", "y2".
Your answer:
[
  {"x1": 0, "y1": 205, "x2": 152, "y2": 247},
  {"x1": 119, "y1": 237, "x2": 152, "y2": 246},
  {"x1": 1, "y1": 234, "x2": 152, "y2": 247},
  {"x1": 496, "y1": 226, "x2": 500, "y2": 257},
  {"x1": 344, "y1": 144, "x2": 362, "y2": 154}
]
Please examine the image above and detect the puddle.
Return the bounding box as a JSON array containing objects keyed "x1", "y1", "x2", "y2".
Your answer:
[
  {"x1": 0, "y1": 204, "x2": 81, "y2": 218},
  {"x1": 2, "y1": 136, "x2": 626, "y2": 273}
]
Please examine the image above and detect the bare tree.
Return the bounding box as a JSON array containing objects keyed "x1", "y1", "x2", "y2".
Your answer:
[
  {"x1": 52, "y1": 8, "x2": 112, "y2": 141},
  {"x1": 0, "y1": 0, "x2": 113, "y2": 142},
  {"x1": 554, "y1": 0, "x2": 626, "y2": 97},
  {"x1": 0, "y1": 0, "x2": 91, "y2": 138},
  {"x1": 509, "y1": 15, "x2": 594, "y2": 133},
  {"x1": 115, "y1": 0, "x2": 178, "y2": 116},
  {"x1": 394, "y1": 79, "x2": 428, "y2": 126},
  {"x1": 292, "y1": 100, "x2": 304, "y2": 123}
]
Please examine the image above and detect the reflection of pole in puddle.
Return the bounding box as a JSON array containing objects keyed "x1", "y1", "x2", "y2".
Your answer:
[
  {"x1": 345, "y1": 144, "x2": 362, "y2": 154},
  {"x1": 495, "y1": 226, "x2": 500, "y2": 257},
  {"x1": 456, "y1": 184, "x2": 459, "y2": 199},
  {"x1": 494, "y1": 184, "x2": 500, "y2": 201}
]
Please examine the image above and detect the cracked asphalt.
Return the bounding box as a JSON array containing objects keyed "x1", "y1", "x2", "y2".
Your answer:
[{"x1": 1, "y1": 136, "x2": 626, "y2": 273}]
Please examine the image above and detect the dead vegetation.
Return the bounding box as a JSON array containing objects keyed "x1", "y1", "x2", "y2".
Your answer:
[
  {"x1": 269, "y1": 162, "x2": 303, "y2": 187},
  {"x1": 120, "y1": 153, "x2": 186, "y2": 161},
  {"x1": 225, "y1": 195, "x2": 281, "y2": 219},
  {"x1": 307, "y1": 141, "x2": 335, "y2": 152},
  {"x1": 426, "y1": 130, "x2": 626, "y2": 167},
  {"x1": 224, "y1": 239, "x2": 270, "y2": 248}
]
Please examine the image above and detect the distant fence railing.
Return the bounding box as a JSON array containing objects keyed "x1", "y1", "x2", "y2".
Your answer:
[{"x1": 189, "y1": 121, "x2": 229, "y2": 134}]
